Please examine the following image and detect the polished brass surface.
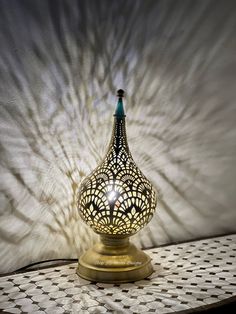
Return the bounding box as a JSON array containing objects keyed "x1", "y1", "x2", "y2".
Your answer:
[
  {"x1": 77, "y1": 235, "x2": 153, "y2": 283},
  {"x1": 77, "y1": 91, "x2": 157, "y2": 283}
]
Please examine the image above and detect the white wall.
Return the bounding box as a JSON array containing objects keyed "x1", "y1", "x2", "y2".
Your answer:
[{"x1": 0, "y1": 0, "x2": 236, "y2": 273}]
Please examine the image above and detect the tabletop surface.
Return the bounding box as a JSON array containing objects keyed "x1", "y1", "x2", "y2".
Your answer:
[{"x1": 0, "y1": 234, "x2": 236, "y2": 313}]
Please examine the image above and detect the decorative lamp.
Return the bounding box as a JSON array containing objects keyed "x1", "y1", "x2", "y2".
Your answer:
[{"x1": 77, "y1": 90, "x2": 157, "y2": 283}]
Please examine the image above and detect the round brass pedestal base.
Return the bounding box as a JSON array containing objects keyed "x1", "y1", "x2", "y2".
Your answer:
[{"x1": 77, "y1": 236, "x2": 153, "y2": 283}]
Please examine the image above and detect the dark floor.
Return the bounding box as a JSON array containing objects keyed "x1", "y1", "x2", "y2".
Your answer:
[{"x1": 195, "y1": 298, "x2": 236, "y2": 313}]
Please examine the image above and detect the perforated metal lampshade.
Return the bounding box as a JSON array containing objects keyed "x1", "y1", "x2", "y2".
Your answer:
[
  {"x1": 78, "y1": 90, "x2": 157, "y2": 236},
  {"x1": 77, "y1": 90, "x2": 158, "y2": 283}
]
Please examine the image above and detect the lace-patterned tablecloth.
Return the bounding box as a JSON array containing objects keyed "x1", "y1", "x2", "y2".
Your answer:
[{"x1": 0, "y1": 235, "x2": 236, "y2": 313}]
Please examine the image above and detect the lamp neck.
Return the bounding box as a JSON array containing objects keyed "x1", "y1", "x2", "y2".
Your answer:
[
  {"x1": 106, "y1": 90, "x2": 131, "y2": 161},
  {"x1": 100, "y1": 235, "x2": 129, "y2": 247},
  {"x1": 108, "y1": 116, "x2": 129, "y2": 157}
]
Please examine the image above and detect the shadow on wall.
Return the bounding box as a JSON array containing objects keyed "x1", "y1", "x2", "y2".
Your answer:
[{"x1": 0, "y1": 0, "x2": 236, "y2": 273}]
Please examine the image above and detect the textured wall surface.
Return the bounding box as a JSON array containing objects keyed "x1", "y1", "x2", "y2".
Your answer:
[{"x1": 0, "y1": 0, "x2": 236, "y2": 273}]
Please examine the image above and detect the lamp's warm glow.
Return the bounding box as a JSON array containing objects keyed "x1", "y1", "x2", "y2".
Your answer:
[{"x1": 107, "y1": 190, "x2": 118, "y2": 202}]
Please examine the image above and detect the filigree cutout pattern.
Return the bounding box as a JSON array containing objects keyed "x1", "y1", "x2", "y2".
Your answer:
[{"x1": 78, "y1": 116, "x2": 157, "y2": 235}]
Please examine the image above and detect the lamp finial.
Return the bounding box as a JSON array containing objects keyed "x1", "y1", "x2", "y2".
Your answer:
[
  {"x1": 117, "y1": 89, "x2": 125, "y2": 98},
  {"x1": 115, "y1": 89, "x2": 125, "y2": 117}
]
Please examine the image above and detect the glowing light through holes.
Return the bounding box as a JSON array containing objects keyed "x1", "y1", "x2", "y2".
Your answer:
[{"x1": 78, "y1": 114, "x2": 157, "y2": 235}]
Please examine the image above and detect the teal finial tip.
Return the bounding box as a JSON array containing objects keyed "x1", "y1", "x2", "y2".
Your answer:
[{"x1": 115, "y1": 89, "x2": 125, "y2": 117}]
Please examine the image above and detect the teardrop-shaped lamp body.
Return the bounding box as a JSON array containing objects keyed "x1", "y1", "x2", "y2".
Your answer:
[{"x1": 78, "y1": 92, "x2": 157, "y2": 236}]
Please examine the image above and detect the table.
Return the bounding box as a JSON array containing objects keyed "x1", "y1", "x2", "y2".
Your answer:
[{"x1": 0, "y1": 234, "x2": 236, "y2": 313}]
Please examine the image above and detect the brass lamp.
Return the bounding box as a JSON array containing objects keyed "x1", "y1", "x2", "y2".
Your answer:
[{"x1": 77, "y1": 90, "x2": 157, "y2": 283}]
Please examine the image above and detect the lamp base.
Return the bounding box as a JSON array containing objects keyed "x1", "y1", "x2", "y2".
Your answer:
[{"x1": 77, "y1": 235, "x2": 153, "y2": 283}]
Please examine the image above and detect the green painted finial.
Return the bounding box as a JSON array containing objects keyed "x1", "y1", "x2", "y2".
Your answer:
[{"x1": 115, "y1": 89, "x2": 125, "y2": 117}]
